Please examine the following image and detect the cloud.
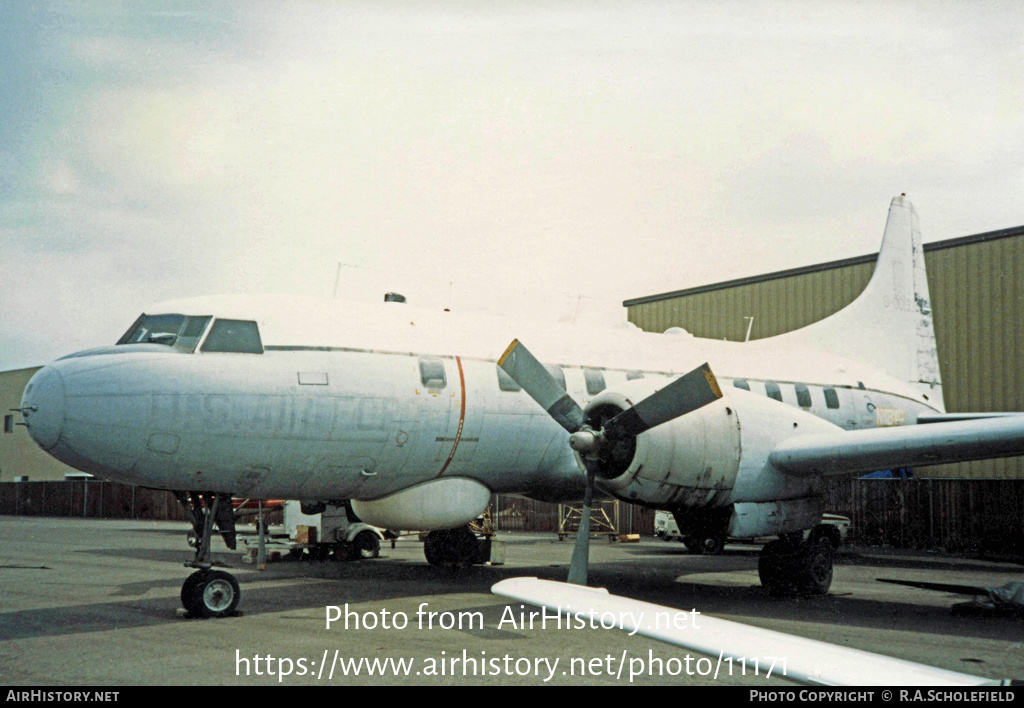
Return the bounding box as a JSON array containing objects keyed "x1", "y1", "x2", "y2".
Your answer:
[{"x1": 1, "y1": 2, "x2": 1022, "y2": 371}]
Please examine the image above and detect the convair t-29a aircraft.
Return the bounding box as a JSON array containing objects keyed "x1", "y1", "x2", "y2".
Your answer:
[{"x1": 19, "y1": 195, "x2": 1024, "y2": 619}]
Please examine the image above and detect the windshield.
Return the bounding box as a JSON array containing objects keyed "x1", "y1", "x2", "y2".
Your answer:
[{"x1": 117, "y1": 314, "x2": 212, "y2": 352}]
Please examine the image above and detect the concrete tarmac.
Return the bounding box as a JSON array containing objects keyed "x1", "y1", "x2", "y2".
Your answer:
[{"x1": 0, "y1": 516, "x2": 1021, "y2": 686}]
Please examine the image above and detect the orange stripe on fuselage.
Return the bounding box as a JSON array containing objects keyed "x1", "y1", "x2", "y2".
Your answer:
[{"x1": 437, "y1": 355, "x2": 467, "y2": 477}]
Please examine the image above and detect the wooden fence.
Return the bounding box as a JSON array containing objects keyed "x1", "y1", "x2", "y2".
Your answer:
[{"x1": 0, "y1": 479, "x2": 1020, "y2": 556}]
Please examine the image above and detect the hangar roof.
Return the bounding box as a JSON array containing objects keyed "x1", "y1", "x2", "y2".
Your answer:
[{"x1": 623, "y1": 224, "x2": 1024, "y2": 308}]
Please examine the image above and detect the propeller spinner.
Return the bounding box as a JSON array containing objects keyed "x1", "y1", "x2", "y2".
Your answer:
[{"x1": 497, "y1": 339, "x2": 723, "y2": 585}]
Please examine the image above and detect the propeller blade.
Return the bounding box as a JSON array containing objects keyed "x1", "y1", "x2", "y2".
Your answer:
[
  {"x1": 498, "y1": 339, "x2": 586, "y2": 433},
  {"x1": 603, "y1": 363, "x2": 722, "y2": 441},
  {"x1": 566, "y1": 470, "x2": 595, "y2": 585}
]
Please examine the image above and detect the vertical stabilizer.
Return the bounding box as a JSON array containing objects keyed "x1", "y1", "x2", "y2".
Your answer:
[{"x1": 770, "y1": 196, "x2": 944, "y2": 410}]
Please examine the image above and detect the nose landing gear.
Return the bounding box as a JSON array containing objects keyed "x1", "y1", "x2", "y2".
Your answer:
[{"x1": 174, "y1": 492, "x2": 242, "y2": 618}]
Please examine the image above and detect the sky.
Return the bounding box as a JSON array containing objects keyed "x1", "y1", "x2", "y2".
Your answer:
[{"x1": 2, "y1": 0, "x2": 1022, "y2": 371}]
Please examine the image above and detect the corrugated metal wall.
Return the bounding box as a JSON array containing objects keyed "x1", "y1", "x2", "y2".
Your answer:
[
  {"x1": 823, "y1": 478, "x2": 1024, "y2": 555},
  {"x1": 928, "y1": 236, "x2": 1024, "y2": 478},
  {"x1": 629, "y1": 263, "x2": 876, "y2": 342},
  {"x1": 626, "y1": 229, "x2": 1024, "y2": 480}
]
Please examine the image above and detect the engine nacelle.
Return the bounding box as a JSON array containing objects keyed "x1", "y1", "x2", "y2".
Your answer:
[
  {"x1": 585, "y1": 381, "x2": 741, "y2": 509},
  {"x1": 351, "y1": 477, "x2": 491, "y2": 530},
  {"x1": 585, "y1": 381, "x2": 844, "y2": 512}
]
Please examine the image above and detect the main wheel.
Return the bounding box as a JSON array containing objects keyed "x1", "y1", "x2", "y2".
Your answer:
[
  {"x1": 759, "y1": 538, "x2": 833, "y2": 596},
  {"x1": 423, "y1": 527, "x2": 480, "y2": 566},
  {"x1": 353, "y1": 530, "x2": 380, "y2": 560},
  {"x1": 181, "y1": 570, "x2": 240, "y2": 618},
  {"x1": 798, "y1": 537, "x2": 834, "y2": 594},
  {"x1": 808, "y1": 524, "x2": 841, "y2": 550},
  {"x1": 683, "y1": 534, "x2": 725, "y2": 555}
]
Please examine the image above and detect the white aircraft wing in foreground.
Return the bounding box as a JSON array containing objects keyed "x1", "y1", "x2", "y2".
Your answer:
[{"x1": 492, "y1": 578, "x2": 1016, "y2": 686}]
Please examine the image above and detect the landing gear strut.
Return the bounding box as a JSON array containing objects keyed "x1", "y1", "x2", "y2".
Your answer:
[
  {"x1": 174, "y1": 492, "x2": 241, "y2": 618},
  {"x1": 423, "y1": 526, "x2": 484, "y2": 567},
  {"x1": 758, "y1": 535, "x2": 833, "y2": 597}
]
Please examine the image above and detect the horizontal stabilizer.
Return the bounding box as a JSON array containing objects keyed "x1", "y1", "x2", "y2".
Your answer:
[
  {"x1": 770, "y1": 416, "x2": 1024, "y2": 477},
  {"x1": 492, "y1": 577, "x2": 1008, "y2": 686}
]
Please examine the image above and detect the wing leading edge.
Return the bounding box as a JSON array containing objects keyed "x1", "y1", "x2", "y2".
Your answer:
[{"x1": 769, "y1": 416, "x2": 1024, "y2": 478}]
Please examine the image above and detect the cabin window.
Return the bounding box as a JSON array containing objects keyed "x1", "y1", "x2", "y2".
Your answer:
[
  {"x1": 201, "y1": 319, "x2": 264, "y2": 354},
  {"x1": 496, "y1": 367, "x2": 521, "y2": 392},
  {"x1": 584, "y1": 369, "x2": 606, "y2": 395},
  {"x1": 733, "y1": 379, "x2": 750, "y2": 391},
  {"x1": 4, "y1": 415, "x2": 12, "y2": 433},
  {"x1": 118, "y1": 314, "x2": 212, "y2": 353},
  {"x1": 824, "y1": 387, "x2": 840, "y2": 409},
  {"x1": 418, "y1": 357, "x2": 447, "y2": 389},
  {"x1": 765, "y1": 381, "x2": 783, "y2": 402},
  {"x1": 795, "y1": 383, "x2": 812, "y2": 408}
]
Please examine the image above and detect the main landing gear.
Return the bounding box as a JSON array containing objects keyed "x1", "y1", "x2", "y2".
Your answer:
[
  {"x1": 174, "y1": 492, "x2": 241, "y2": 618},
  {"x1": 423, "y1": 526, "x2": 486, "y2": 567},
  {"x1": 758, "y1": 533, "x2": 834, "y2": 597},
  {"x1": 682, "y1": 533, "x2": 726, "y2": 555}
]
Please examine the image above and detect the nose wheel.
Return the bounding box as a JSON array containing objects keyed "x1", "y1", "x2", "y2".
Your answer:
[
  {"x1": 174, "y1": 491, "x2": 242, "y2": 618},
  {"x1": 181, "y1": 569, "x2": 241, "y2": 618}
]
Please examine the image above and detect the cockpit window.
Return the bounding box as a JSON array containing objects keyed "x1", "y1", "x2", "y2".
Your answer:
[
  {"x1": 200, "y1": 319, "x2": 264, "y2": 354},
  {"x1": 117, "y1": 314, "x2": 212, "y2": 353}
]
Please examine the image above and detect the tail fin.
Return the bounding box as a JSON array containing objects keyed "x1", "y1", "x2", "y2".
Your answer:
[{"x1": 771, "y1": 195, "x2": 944, "y2": 410}]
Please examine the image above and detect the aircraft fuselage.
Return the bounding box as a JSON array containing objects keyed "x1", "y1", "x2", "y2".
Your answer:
[{"x1": 20, "y1": 294, "x2": 939, "y2": 517}]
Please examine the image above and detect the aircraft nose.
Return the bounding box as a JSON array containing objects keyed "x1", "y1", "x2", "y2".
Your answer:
[{"x1": 21, "y1": 366, "x2": 65, "y2": 450}]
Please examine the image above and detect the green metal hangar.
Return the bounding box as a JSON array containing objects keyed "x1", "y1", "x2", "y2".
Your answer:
[
  {"x1": 0, "y1": 367, "x2": 67, "y2": 482},
  {"x1": 623, "y1": 224, "x2": 1024, "y2": 552}
]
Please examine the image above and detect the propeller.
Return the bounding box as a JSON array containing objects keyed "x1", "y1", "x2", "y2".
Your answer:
[{"x1": 498, "y1": 339, "x2": 723, "y2": 585}]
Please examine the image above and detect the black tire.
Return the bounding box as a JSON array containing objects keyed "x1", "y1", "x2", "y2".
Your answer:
[
  {"x1": 699, "y1": 534, "x2": 726, "y2": 555},
  {"x1": 683, "y1": 534, "x2": 725, "y2": 555},
  {"x1": 759, "y1": 540, "x2": 797, "y2": 596},
  {"x1": 353, "y1": 530, "x2": 380, "y2": 560},
  {"x1": 309, "y1": 545, "x2": 331, "y2": 562},
  {"x1": 759, "y1": 538, "x2": 833, "y2": 597},
  {"x1": 799, "y1": 537, "x2": 834, "y2": 594},
  {"x1": 181, "y1": 570, "x2": 240, "y2": 618},
  {"x1": 180, "y1": 570, "x2": 205, "y2": 607},
  {"x1": 808, "y1": 525, "x2": 841, "y2": 550},
  {"x1": 424, "y1": 532, "x2": 444, "y2": 566},
  {"x1": 423, "y1": 527, "x2": 479, "y2": 566}
]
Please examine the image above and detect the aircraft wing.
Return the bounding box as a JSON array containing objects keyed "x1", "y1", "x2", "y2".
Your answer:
[
  {"x1": 491, "y1": 577, "x2": 1011, "y2": 686},
  {"x1": 769, "y1": 416, "x2": 1024, "y2": 478}
]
